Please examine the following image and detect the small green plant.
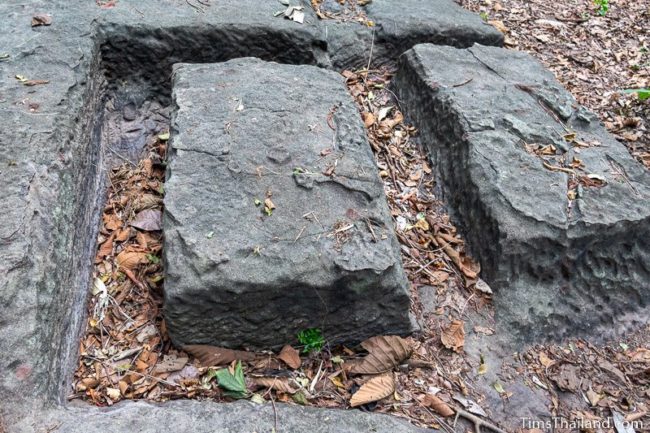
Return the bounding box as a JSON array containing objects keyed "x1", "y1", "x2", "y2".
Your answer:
[
  {"x1": 623, "y1": 88, "x2": 650, "y2": 101},
  {"x1": 594, "y1": 0, "x2": 609, "y2": 16},
  {"x1": 479, "y1": 11, "x2": 489, "y2": 22},
  {"x1": 297, "y1": 328, "x2": 326, "y2": 354},
  {"x1": 213, "y1": 361, "x2": 249, "y2": 399}
]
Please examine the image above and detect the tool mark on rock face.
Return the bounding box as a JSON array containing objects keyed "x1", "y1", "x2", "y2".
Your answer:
[
  {"x1": 467, "y1": 47, "x2": 506, "y2": 80},
  {"x1": 315, "y1": 175, "x2": 375, "y2": 202},
  {"x1": 607, "y1": 155, "x2": 639, "y2": 196}
]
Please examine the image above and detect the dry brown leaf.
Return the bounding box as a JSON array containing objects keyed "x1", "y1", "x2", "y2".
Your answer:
[
  {"x1": 597, "y1": 359, "x2": 627, "y2": 384},
  {"x1": 152, "y1": 355, "x2": 188, "y2": 374},
  {"x1": 487, "y1": 20, "x2": 508, "y2": 34},
  {"x1": 115, "y1": 228, "x2": 131, "y2": 242},
  {"x1": 278, "y1": 345, "x2": 301, "y2": 369},
  {"x1": 96, "y1": 233, "x2": 115, "y2": 262},
  {"x1": 441, "y1": 320, "x2": 465, "y2": 353},
  {"x1": 539, "y1": 352, "x2": 555, "y2": 368},
  {"x1": 103, "y1": 213, "x2": 122, "y2": 231},
  {"x1": 434, "y1": 234, "x2": 479, "y2": 279},
  {"x1": 348, "y1": 335, "x2": 412, "y2": 375},
  {"x1": 31, "y1": 14, "x2": 52, "y2": 27},
  {"x1": 136, "y1": 231, "x2": 149, "y2": 249},
  {"x1": 118, "y1": 380, "x2": 129, "y2": 395},
  {"x1": 349, "y1": 373, "x2": 395, "y2": 407},
  {"x1": 130, "y1": 209, "x2": 162, "y2": 231},
  {"x1": 551, "y1": 364, "x2": 580, "y2": 392},
  {"x1": 133, "y1": 194, "x2": 162, "y2": 212},
  {"x1": 422, "y1": 393, "x2": 455, "y2": 417},
  {"x1": 115, "y1": 251, "x2": 147, "y2": 270},
  {"x1": 183, "y1": 344, "x2": 257, "y2": 367},
  {"x1": 362, "y1": 112, "x2": 375, "y2": 128},
  {"x1": 382, "y1": 111, "x2": 403, "y2": 130},
  {"x1": 629, "y1": 348, "x2": 650, "y2": 363},
  {"x1": 135, "y1": 359, "x2": 149, "y2": 372},
  {"x1": 251, "y1": 377, "x2": 298, "y2": 394},
  {"x1": 432, "y1": 270, "x2": 449, "y2": 284}
]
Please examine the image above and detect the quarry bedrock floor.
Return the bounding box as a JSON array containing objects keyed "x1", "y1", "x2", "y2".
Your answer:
[{"x1": 1, "y1": 0, "x2": 647, "y2": 432}]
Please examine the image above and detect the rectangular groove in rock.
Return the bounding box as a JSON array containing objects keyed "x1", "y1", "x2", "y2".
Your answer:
[
  {"x1": 163, "y1": 59, "x2": 415, "y2": 350},
  {"x1": 394, "y1": 43, "x2": 650, "y2": 342},
  {"x1": 0, "y1": 0, "x2": 511, "y2": 425}
]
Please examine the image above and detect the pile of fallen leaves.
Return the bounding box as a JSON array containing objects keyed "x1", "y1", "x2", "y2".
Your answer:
[
  {"x1": 72, "y1": 136, "x2": 172, "y2": 403},
  {"x1": 343, "y1": 68, "x2": 483, "y2": 294},
  {"x1": 514, "y1": 332, "x2": 650, "y2": 430},
  {"x1": 459, "y1": 0, "x2": 649, "y2": 168},
  {"x1": 340, "y1": 68, "x2": 501, "y2": 430}
]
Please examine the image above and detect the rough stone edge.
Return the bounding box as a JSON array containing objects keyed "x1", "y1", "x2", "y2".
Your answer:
[
  {"x1": 11, "y1": 400, "x2": 430, "y2": 433},
  {"x1": 393, "y1": 43, "x2": 650, "y2": 343}
]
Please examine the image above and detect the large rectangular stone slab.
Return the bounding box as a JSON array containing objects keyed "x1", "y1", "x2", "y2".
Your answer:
[
  {"x1": 164, "y1": 58, "x2": 413, "y2": 350},
  {"x1": 395, "y1": 44, "x2": 650, "y2": 342}
]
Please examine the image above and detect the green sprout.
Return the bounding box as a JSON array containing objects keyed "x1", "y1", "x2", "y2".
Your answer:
[
  {"x1": 297, "y1": 328, "x2": 326, "y2": 354},
  {"x1": 594, "y1": 0, "x2": 609, "y2": 16}
]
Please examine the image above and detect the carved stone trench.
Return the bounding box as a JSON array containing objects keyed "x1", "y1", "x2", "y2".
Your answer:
[
  {"x1": 2, "y1": 3, "x2": 649, "y2": 432},
  {"x1": 31, "y1": 21, "x2": 472, "y2": 433}
]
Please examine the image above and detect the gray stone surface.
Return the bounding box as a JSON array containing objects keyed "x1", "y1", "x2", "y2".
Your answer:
[
  {"x1": 325, "y1": 0, "x2": 503, "y2": 69},
  {"x1": 164, "y1": 58, "x2": 414, "y2": 350},
  {"x1": 395, "y1": 44, "x2": 650, "y2": 342},
  {"x1": 12, "y1": 400, "x2": 429, "y2": 433},
  {"x1": 0, "y1": 0, "x2": 508, "y2": 430}
]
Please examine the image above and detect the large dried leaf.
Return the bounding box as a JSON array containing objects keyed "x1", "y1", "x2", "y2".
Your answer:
[
  {"x1": 434, "y1": 234, "x2": 479, "y2": 280},
  {"x1": 130, "y1": 209, "x2": 162, "y2": 231},
  {"x1": 103, "y1": 212, "x2": 122, "y2": 231},
  {"x1": 550, "y1": 363, "x2": 580, "y2": 392},
  {"x1": 362, "y1": 111, "x2": 375, "y2": 128},
  {"x1": 348, "y1": 335, "x2": 412, "y2": 375},
  {"x1": 133, "y1": 194, "x2": 162, "y2": 212},
  {"x1": 184, "y1": 344, "x2": 257, "y2": 367},
  {"x1": 115, "y1": 251, "x2": 147, "y2": 270},
  {"x1": 441, "y1": 320, "x2": 465, "y2": 353},
  {"x1": 251, "y1": 377, "x2": 298, "y2": 394},
  {"x1": 278, "y1": 345, "x2": 301, "y2": 369},
  {"x1": 115, "y1": 228, "x2": 132, "y2": 242},
  {"x1": 152, "y1": 354, "x2": 188, "y2": 374},
  {"x1": 349, "y1": 373, "x2": 395, "y2": 407},
  {"x1": 96, "y1": 233, "x2": 115, "y2": 262},
  {"x1": 422, "y1": 393, "x2": 455, "y2": 417}
]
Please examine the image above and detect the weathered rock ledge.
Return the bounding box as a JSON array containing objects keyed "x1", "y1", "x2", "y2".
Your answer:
[{"x1": 395, "y1": 43, "x2": 650, "y2": 342}]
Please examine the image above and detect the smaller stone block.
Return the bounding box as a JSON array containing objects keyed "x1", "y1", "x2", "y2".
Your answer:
[
  {"x1": 395, "y1": 44, "x2": 650, "y2": 341},
  {"x1": 164, "y1": 58, "x2": 414, "y2": 350}
]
